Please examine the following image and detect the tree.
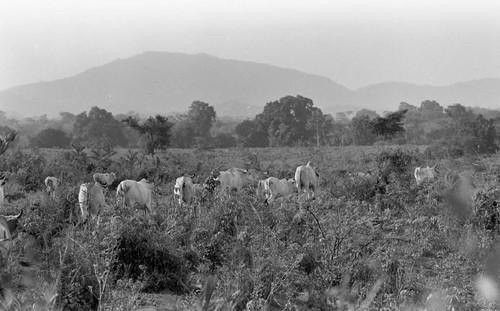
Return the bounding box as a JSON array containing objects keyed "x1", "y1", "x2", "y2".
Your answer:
[
  {"x1": 212, "y1": 133, "x2": 236, "y2": 148},
  {"x1": 398, "y1": 102, "x2": 417, "y2": 112},
  {"x1": 445, "y1": 103, "x2": 474, "y2": 119},
  {"x1": 350, "y1": 115, "x2": 376, "y2": 145},
  {"x1": 73, "y1": 107, "x2": 127, "y2": 147},
  {"x1": 371, "y1": 110, "x2": 408, "y2": 141},
  {"x1": 418, "y1": 100, "x2": 444, "y2": 120},
  {"x1": 355, "y1": 109, "x2": 380, "y2": 120},
  {"x1": 444, "y1": 104, "x2": 498, "y2": 154},
  {"x1": 123, "y1": 114, "x2": 173, "y2": 155},
  {"x1": 234, "y1": 120, "x2": 268, "y2": 147},
  {"x1": 32, "y1": 128, "x2": 71, "y2": 148},
  {"x1": 187, "y1": 101, "x2": 217, "y2": 138},
  {"x1": 307, "y1": 109, "x2": 333, "y2": 146},
  {"x1": 255, "y1": 95, "x2": 321, "y2": 146}
]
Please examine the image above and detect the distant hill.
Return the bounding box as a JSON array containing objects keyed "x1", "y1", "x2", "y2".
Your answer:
[
  {"x1": 0, "y1": 51, "x2": 353, "y2": 118},
  {"x1": 355, "y1": 78, "x2": 500, "y2": 113},
  {"x1": 0, "y1": 51, "x2": 499, "y2": 118}
]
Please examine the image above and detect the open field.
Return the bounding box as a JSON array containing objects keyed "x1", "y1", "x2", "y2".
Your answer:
[{"x1": 1, "y1": 145, "x2": 500, "y2": 310}]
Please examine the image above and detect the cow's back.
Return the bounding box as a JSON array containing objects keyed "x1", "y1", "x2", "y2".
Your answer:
[
  {"x1": 295, "y1": 166, "x2": 317, "y2": 190},
  {"x1": 89, "y1": 183, "x2": 106, "y2": 216}
]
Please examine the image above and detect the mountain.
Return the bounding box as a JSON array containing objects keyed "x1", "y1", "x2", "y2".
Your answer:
[
  {"x1": 355, "y1": 78, "x2": 500, "y2": 112},
  {"x1": 0, "y1": 51, "x2": 354, "y2": 118},
  {"x1": 0, "y1": 51, "x2": 499, "y2": 118}
]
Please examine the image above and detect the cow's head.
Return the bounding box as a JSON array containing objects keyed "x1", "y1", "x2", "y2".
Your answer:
[{"x1": 3, "y1": 210, "x2": 24, "y2": 238}]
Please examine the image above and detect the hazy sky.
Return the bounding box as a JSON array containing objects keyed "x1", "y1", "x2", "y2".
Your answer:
[{"x1": 1, "y1": 0, "x2": 500, "y2": 92}]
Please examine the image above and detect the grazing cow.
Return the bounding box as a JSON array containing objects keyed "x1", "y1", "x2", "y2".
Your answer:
[
  {"x1": 0, "y1": 174, "x2": 5, "y2": 207},
  {"x1": 414, "y1": 165, "x2": 438, "y2": 185},
  {"x1": 261, "y1": 177, "x2": 295, "y2": 204},
  {"x1": 227, "y1": 168, "x2": 261, "y2": 187},
  {"x1": 93, "y1": 173, "x2": 116, "y2": 187},
  {"x1": 216, "y1": 168, "x2": 261, "y2": 191},
  {"x1": 116, "y1": 179, "x2": 153, "y2": 215},
  {"x1": 256, "y1": 179, "x2": 267, "y2": 196},
  {"x1": 295, "y1": 162, "x2": 319, "y2": 199},
  {"x1": 216, "y1": 170, "x2": 245, "y2": 191},
  {"x1": 0, "y1": 211, "x2": 23, "y2": 259},
  {"x1": 44, "y1": 176, "x2": 60, "y2": 199},
  {"x1": 78, "y1": 182, "x2": 108, "y2": 221},
  {"x1": 174, "y1": 176, "x2": 195, "y2": 205}
]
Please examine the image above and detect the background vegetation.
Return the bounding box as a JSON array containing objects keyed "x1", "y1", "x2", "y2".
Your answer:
[{"x1": 0, "y1": 95, "x2": 499, "y2": 310}]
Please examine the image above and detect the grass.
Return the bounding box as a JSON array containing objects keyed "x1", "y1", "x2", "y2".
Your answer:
[{"x1": 1, "y1": 145, "x2": 500, "y2": 310}]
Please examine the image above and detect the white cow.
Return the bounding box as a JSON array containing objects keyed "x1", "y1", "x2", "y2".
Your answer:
[
  {"x1": 294, "y1": 162, "x2": 319, "y2": 199},
  {"x1": 78, "y1": 182, "x2": 108, "y2": 221},
  {"x1": 216, "y1": 168, "x2": 261, "y2": 191},
  {"x1": 256, "y1": 179, "x2": 267, "y2": 196},
  {"x1": 414, "y1": 165, "x2": 438, "y2": 185},
  {"x1": 116, "y1": 179, "x2": 153, "y2": 215},
  {"x1": 93, "y1": 172, "x2": 116, "y2": 187},
  {"x1": 44, "y1": 176, "x2": 60, "y2": 199},
  {"x1": 261, "y1": 177, "x2": 295, "y2": 203},
  {"x1": 174, "y1": 176, "x2": 195, "y2": 205}
]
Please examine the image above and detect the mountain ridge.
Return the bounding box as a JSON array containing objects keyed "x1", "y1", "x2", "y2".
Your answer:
[{"x1": 0, "y1": 51, "x2": 499, "y2": 118}]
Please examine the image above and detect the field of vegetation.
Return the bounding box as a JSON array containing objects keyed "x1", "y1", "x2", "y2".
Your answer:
[{"x1": 1, "y1": 143, "x2": 500, "y2": 311}]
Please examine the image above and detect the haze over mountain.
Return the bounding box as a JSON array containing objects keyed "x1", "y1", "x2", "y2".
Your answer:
[{"x1": 0, "y1": 52, "x2": 499, "y2": 118}]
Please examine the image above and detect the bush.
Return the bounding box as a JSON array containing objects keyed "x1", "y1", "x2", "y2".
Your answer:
[
  {"x1": 114, "y1": 216, "x2": 190, "y2": 293},
  {"x1": 31, "y1": 128, "x2": 71, "y2": 148}
]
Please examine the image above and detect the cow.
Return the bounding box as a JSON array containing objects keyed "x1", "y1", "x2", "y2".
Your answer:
[
  {"x1": 227, "y1": 168, "x2": 261, "y2": 187},
  {"x1": 0, "y1": 174, "x2": 5, "y2": 207},
  {"x1": 116, "y1": 179, "x2": 154, "y2": 215},
  {"x1": 78, "y1": 182, "x2": 108, "y2": 221},
  {"x1": 216, "y1": 168, "x2": 261, "y2": 191},
  {"x1": 93, "y1": 172, "x2": 116, "y2": 187},
  {"x1": 44, "y1": 176, "x2": 60, "y2": 199},
  {"x1": 261, "y1": 177, "x2": 295, "y2": 204},
  {"x1": 0, "y1": 210, "x2": 23, "y2": 260},
  {"x1": 414, "y1": 165, "x2": 438, "y2": 185},
  {"x1": 256, "y1": 179, "x2": 267, "y2": 196},
  {"x1": 294, "y1": 162, "x2": 319, "y2": 199},
  {"x1": 174, "y1": 176, "x2": 195, "y2": 205}
]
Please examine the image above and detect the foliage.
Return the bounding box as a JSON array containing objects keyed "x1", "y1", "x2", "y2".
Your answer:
[
  {"x1": 31, "y1": 128, "x2": 71, "y2": 148},
  {"x1": 443, "y1": 105, "x2": 498, "y2": 155},
  {"x1": 123, "y1": 114, "x2": 173, "y2": 155},
  {"x1": 350, "y1": 115, "x2": 376, "y2": 145},
  {"x1": 256, "y1": 95, "x2": 323, "y2": 146},
  {"x1": 0, "y1": 131, "x2": 17, "y2": 158},
  {"x1": 73, "y1": 107, "x2": 127, "y2": 148},
  {"x1": 371, "y1": 109, "x2": 408, "y2": 141},
  {"x1": 2, "y1": 139, "x2": 500, "y2": 310},
  {"x1": 187, "y1": 101, "x2": 217, "y2": 138},
  {"x1": 234, "y1": 120, "x2": 267, "y2": 147}
]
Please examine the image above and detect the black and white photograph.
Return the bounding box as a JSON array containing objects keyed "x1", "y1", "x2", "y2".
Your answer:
[{"x1": 1, "y1": 0, "x2": 500, "y2": 310}]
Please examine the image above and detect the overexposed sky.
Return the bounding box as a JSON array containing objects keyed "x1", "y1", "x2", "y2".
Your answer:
[{"x1": 1, "y1": 0, "x2": 499, "y2": 91}]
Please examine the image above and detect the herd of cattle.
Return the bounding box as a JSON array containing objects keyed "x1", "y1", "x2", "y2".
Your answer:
[{"x1": 0, "y1": 162, "x2": 439, "y2": 256}]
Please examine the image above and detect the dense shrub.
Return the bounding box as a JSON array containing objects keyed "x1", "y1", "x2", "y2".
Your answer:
[{"x1": 114, "y1": 216, "x2": 190, "y2": 293}]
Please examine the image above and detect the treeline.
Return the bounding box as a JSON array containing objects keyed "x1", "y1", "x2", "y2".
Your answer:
[{"x1": 0, "y1": 95, "x2": 499, "y2": 155}]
